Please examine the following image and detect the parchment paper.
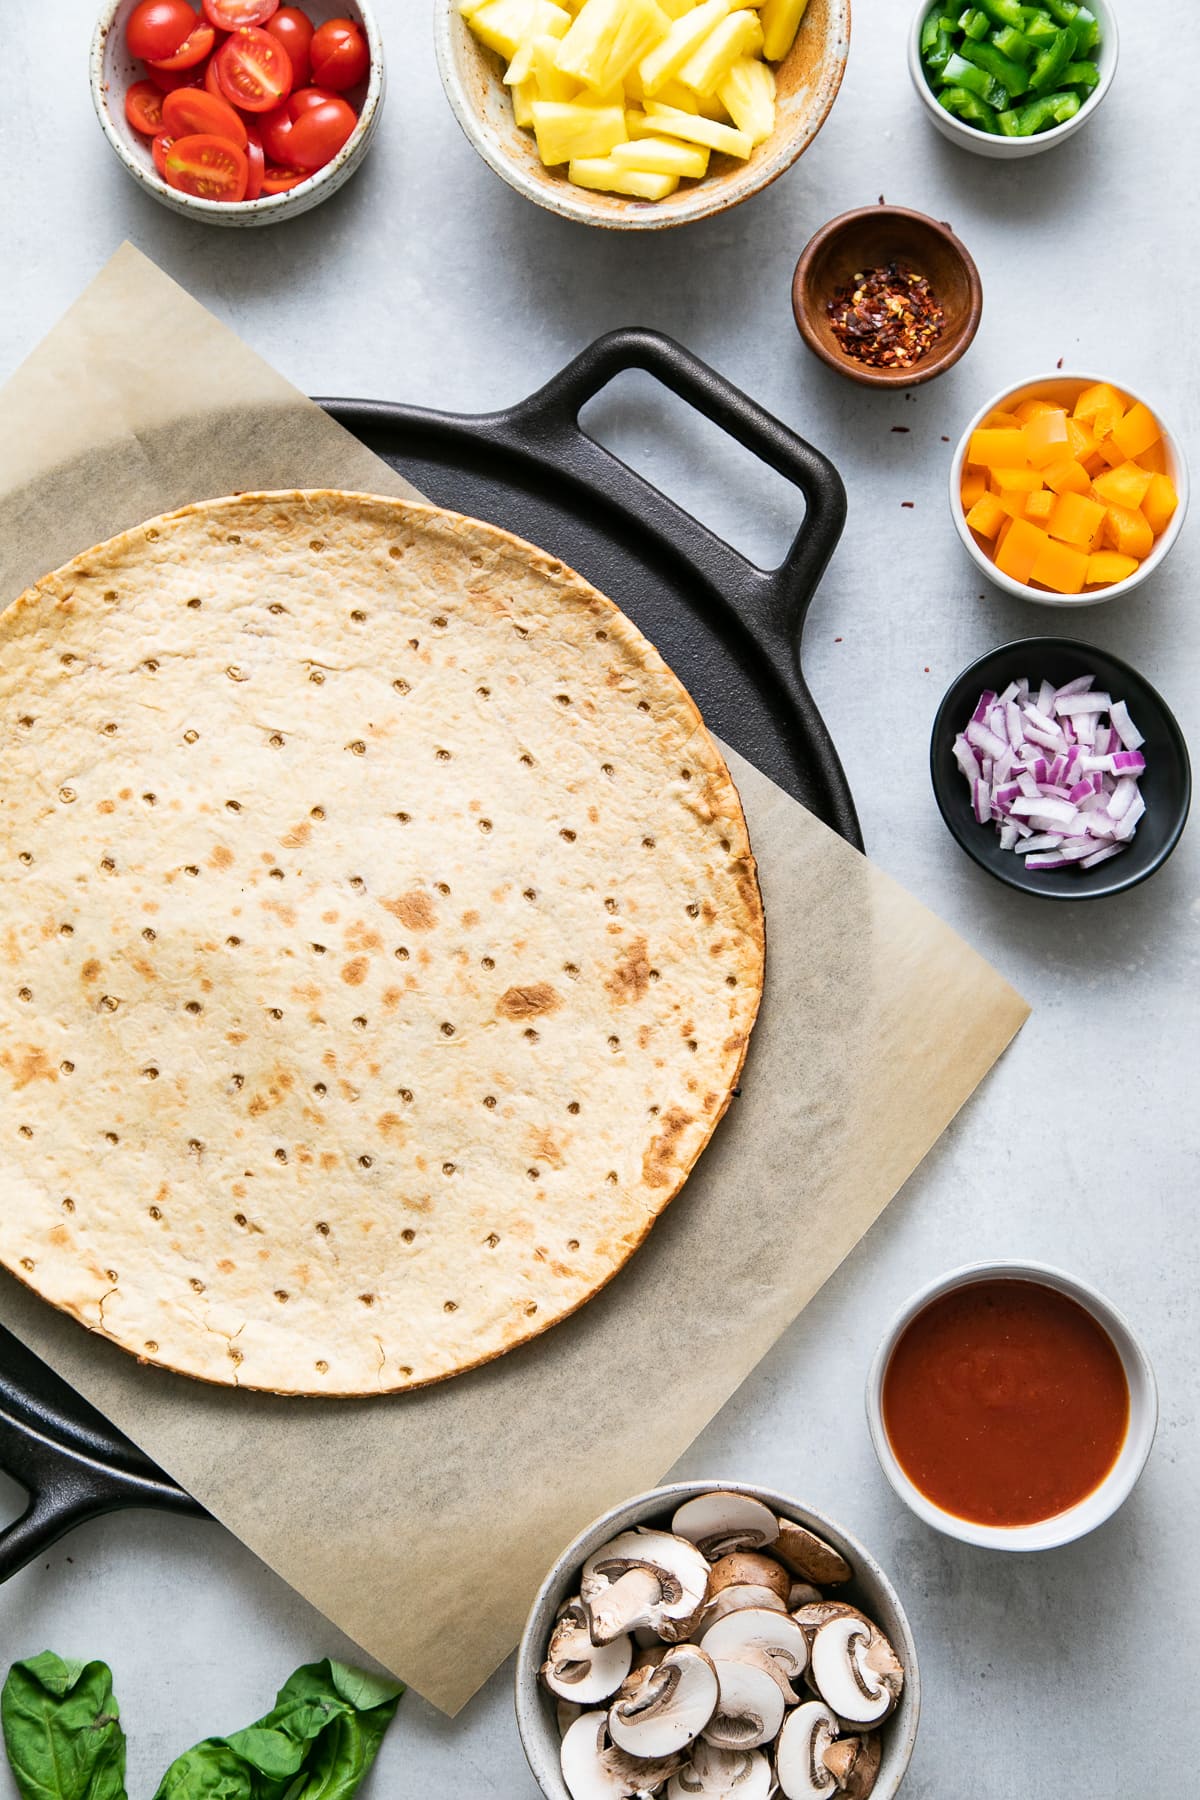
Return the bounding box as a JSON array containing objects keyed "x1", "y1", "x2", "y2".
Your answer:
[{"x1": 0, "y1": 246, "x2": 1029, "y2": 1714}]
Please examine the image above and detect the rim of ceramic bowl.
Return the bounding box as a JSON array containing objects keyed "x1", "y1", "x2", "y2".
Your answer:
[
  {"x1": 514, "y1": 1477, "x2": 921, "y2": 1800},
  {"x1": 866, "y1": 1260, "x2": 1159, "y2": 1552},
  {"x1": 907, "y1": 0, "x2": 1119, "y2": 156},
  {"x1": 89, "y1": 0, "x2": 385, "y2": 220},
  {"x1": 432, "y1": 0, "x2": 852, "y2": 230},
  {"x1": 950, "y1": 370, "x2": 1190, "y2": 606},
  {"x1": 791, "y1": 204, "x2": 984, "y2": 388}
]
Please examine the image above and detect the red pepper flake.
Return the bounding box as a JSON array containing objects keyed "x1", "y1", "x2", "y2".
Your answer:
[
  {"x1": 827, "y1": 262, "x2": 945, "y2": 370},
  {"x1": 901, "y1": 501, "x2": 915, "y2": 509},
  {"x1": 941, "y1": 435, "x2": 950, "y2": 442},
  {"x1": 834, "y1": 636, "x2": 843, "y2": 643},
  {"x1": 1057, "y1": 357, "x2": 1064, "y2": 369}
]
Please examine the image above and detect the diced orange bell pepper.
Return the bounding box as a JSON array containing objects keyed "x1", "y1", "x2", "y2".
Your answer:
[
  {"x1": 1137, "y1": 440, "x2": 1168, "y2": 475},
  {"x1": 1112, "y1": 402, "x2": 1161, "y2": 462},
  {"x1": 1065, "y1": 416, "x2": 1097, "y2": 461},
  {"x1": 1030, "y1": 537, "x2": 1089, "y2": 595},
  {"x1": 1141, "y1": 472, "x2": 1179, "y2": 538},
  {"x1": 996, "y1": 491, "x2": 1030, "y2": 523},
  {"x1": 1042, "y1": 458, "x2": 1091, "y2": 497},
  {"x1": 982, "y1": 409, "x2": 1023, "y2": 429},
  {"x1": 1023, "y1": 410, "x2": 1071, "y2": 467},
  {"x1": 960, "y1": 467, "x2": 987, "y2": 510},
  {"x1": 995, "y1": 518, "x2": 1012, "y2": 552},
  {"x1": 969, "y1": 428, "x2": 1028, "y2": 468},
  {"x1": 966, "y1": 492, "x2": 1008, "y2": 539},
  {"x1": 1014, "y1": 397, "x2": 1060, "y2": 425},
  {"x1": 1103, "y1": 505, "x2": 1154, "y2": 560},
  {"x1": 1092, "y1": 461, "x2": 1154, "y2": 511},
  {"x1": 1087, "y1": 551, "x2": 1140, "y2": 587},
  {"x1": 1074, "y1": 382, "x2": 1128, "y2": 440},
  {"x1": 1095, "y1": 433, "x2": 1131, "y2": 470},
  {"x1": 1024, "y1": 489, "x2": 1056, "y2": 522},
  {"x1": 995, "y1": 518, "x2": 1048, "y2": 585},
  {"x1": 991, "y1": 467, "x2": 1044, "y2": 494},
  {"x1": 1048, "y1": 490, "x2": 1107, "y2": 550}
]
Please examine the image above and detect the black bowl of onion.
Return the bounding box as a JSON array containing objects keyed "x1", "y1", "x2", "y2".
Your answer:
[{"x1": 931, "y1": 638, "x2": 1190, "y2": 899}]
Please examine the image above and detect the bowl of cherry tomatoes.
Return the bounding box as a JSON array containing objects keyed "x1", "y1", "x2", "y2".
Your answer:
[{"x1": 91, "y1": 0, "x2": 384, "y2": 224}]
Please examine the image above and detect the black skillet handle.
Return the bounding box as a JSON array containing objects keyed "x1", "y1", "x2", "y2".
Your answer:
[
  {"x1": 0, "y1": 1411, "x2": 111, "y2": 1580},
  {"x1": 491, "y1": 328, "x2": 860, "y2": 848},
  {"x1": 499, "y1": 327, "x2": 847, "y2": 649}
]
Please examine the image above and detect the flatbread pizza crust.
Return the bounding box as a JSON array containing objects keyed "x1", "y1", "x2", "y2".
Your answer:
[{"x1": 0, "y1": 492, "x2": 763, "y2": 1394}]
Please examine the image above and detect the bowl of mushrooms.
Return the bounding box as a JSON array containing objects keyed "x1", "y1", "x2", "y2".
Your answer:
[{"x1": 515, "y1": 1480, "x2": 920, "y2": 1800}]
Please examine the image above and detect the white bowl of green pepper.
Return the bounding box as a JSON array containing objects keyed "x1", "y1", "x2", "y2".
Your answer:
[{"x1": 908, "y1": 0, "x2": 1118, "y2": 158}]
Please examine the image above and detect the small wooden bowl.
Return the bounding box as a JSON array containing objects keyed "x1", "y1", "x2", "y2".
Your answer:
[{"x1": 792, "y1": 206, "x2": 982, "y2": 388}]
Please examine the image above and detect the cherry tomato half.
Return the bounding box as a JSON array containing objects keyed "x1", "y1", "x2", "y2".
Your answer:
[
  {"x1": 147, "y1": 21, "x2": 217, "y2": 70},
  {"x1": 286, "y1": 95, "x2": 356, "y2": 169},
  {"x1": 125, "y1": 79, "x2": 165, "y2": 135},
  {"x1": 147, "y1": 61, "x2": 207, "y2": 92},
  {"x1": 244, "y1": 127, "x2": 266, "y2": 199},
  {"x1": 308, "y1": 17, "x2": 369, "y2": 90},
  {"x1": 204, "y1": 55, "x2": 225, "y2": 97},
  {"x1": 152, "y1": 130, "x2": 176, "y2": 177},
  {"x1": 258, "y1": 87, "x2": 337, "y2": 160},
  {"x1": 214, "y1": 27, "x2": 293, "y2": 111},
  {"x1": 126, "y1": 0, "x2": 197, "y2": 61},
  {"x1": 164, "y1": 132, "x2": 250, "y2": 200},
  {"x1": 162, "y1": 85, "x2": 248, "y2": 147},
  {"x1": 266, "y1": 7, "x2": 313, "y2": 87},
  {"x1": 202, "y1": 0, "x2": 279, "y2": 26},
  {"x1": 261, "y1": 162, "x2": 309, "y2": 193}
]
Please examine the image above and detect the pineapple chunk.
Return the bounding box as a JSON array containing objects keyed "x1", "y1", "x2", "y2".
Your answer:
[
  {"x1": 642, "y1": 99, "x2": 751, "y2": 154},
  {"x1": 511, "y1": 76, "x2": 538, "y2": 124},
  {"x1": 504, "y1": 37, "x2": 538, "y2": 82},
  {"x1": 716, "y1": 53, "x2": 774, "y2": 140},
  {"x1": 530, "y1": 33, "x2": 579, "y2": 97},
  {"x1": 469, "y1": 0, "x2": 564, "y2": 58},
  {"x1": 611, "y1": 134, "x2": 709, "y2": 175},
  {"x1": 660, "y1": 0, "x2": 697, "y2": 13},
  {"x1": 531, "y1": 98, "x2": 628, "y2": 162},
  {"x1": 759, "y1": 0, "x2": 809, "y2": 61},
  {"x1": 639, "y1": 0, "x2": 731, "y2": 94},
  {"x1": 557, "y1": 0, "x2": 673, "y2": 93},
  {"x1": 568, "y1": 156, "x2": 680, "y2": 197},
  {"x1": 655, "y1": 76, "x2": 729, "y2": 117},
  {"x1": 677, "y1": 8, "x2": 763, "y2": 94}
]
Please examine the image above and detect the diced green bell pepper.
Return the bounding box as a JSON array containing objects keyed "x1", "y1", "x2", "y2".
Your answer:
[
  {"x1": 974, "y1": 0, "x2": 1026, "y2": 27},
  {"x1": 958, "y1": 7, "x2": 990, "y2": 39},
  {"x1": 1042, "y1": 0, "x2": 1078, "y2": 21},
  {"x1": 1023, "y1": 12, "x2": 1060, "y2": 45},
  {"x1": 1015, "y1": 87, "x2": 1081, "y2": 131},
  {"x1": 990, "y1": 23, "x2": 1035, "y2": 60},
  {"x1": 959, "y1": 36, "x2": 1031, "y2": 96},
  {"x1": 938, "y1": 85, "x2": 1002, "y2": 130},
  {"x1": 996, "y1": 106, "x2": 1025, "y2": 135},
  {"x1": 1063, "y1": 58, "x2": 1100, "y2": 89},
  {"x1": 1030, "y1": 23, "x2": 1078, "y2": 92},
  {"x1": 1073, "y1": 7, "x2": 1100, "y2": 52},
  {"x1": 941, "y1": 51, "x2": 1007, "y2": 106}
]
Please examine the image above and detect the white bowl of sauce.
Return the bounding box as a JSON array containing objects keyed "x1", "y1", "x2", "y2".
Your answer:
[{"x1": 865, "y1": 1261, "x2": 1158, "y2": 1551}]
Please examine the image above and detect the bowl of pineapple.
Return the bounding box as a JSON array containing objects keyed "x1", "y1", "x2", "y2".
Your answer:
[{"x1": 435, "y1": 0, "x2": 851, "y2": 228}]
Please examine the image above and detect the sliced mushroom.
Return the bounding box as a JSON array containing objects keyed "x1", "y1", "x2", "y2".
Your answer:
[
  {"x1": 808, "y1": 1616, "x2": 903, "y2": 1729},
  {"x1": 823, "y1": 1733, "x2": 882, "y2": 1799},
  {"x1": 561, "y1": 1710, "x2": 686, "y2": 1800},
  {"x1": 791, "y1": 1601, "x2": 872, "y2": 1645},
  {"x1": 702, "y1": 1586, "x2": 789, "y2": 1629},
  {"x1": 707, "y1": 1553, "x2": 791, "y2": 1604},
  {"x1": 608, "y1": 1644, "x2": 720, "y2": 1759},
  {"x1": 667, "y1": 1740, "x2": 773, "y2": 1797},
  {"x1": 671, "y1": 1492, "x2": 780, "y2": 1562},
  {"x1": 543, "y1": 1601, "x2": 634, "y2": 1703},
  {"x1": 774, "y1": 1701, "x2": 841, "y2": 1799},
  {"x1": 702, "y1": 1657, "x2": 786, "y2": 1751},
  {"x1": 773, "y1": 1521, "x2": 851, "y2": 1587},
  {"x1": 582, "y1": 1531, "x2": 712, "y2": 1645},
  {"x1": 700, "y1": 1607, "x2": 809, "y2": 1689},
  {"x1": 787, "y1": 1582, "x2": 823, "y2": 1611}
]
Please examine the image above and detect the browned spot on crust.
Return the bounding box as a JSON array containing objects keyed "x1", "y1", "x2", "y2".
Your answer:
[
  {"x1": 0, "y1": 1045, "x2": 57, "y2": 1090},
  {"x1": 280, "y1": 819, "x2": 312, "y2": 848},
  {"x1": 344, "y1": 921, "x2": 382, "y2": 951},
  {"x1": 382, "y1": 986, "x2": 402, "y2": 1010},
  {"x1": 605, "y1": 936, "x2": 651, "y2": 1005},
  {"x1": 320, "y1": 1152, "x2": 339, "y2": 1170},
  {"x1": 217, "y1": 1259, "x2": 235, "y2": 1275},
  {"x1": 262, "y1": 897, "x2": 298, "y2": 928},
  {"x1": 497, "y1": 982, "x2": 560, "y2": 1020},
  {"x1": 376, "y1": 1111, "x2": 408, "y2": 1143},
  {"x1": 641, "y1": 1105, "x2": 692, "y2": 1190},
  {"x1": 341, "y1": 956, "x2": 369, "y2": 986},
  {"x1": 98, "y1": 799, "x2": 115, "y2": 815},
  {"x1": 381, "y1": 890, "x2": 436, "y2": 930},
  {"x1": 525, "y1": 1126, "x2": 566, "y2": 1169},
  {"x1": 209, "y1": 844, "x2": 234, "y2": 871},
  {"x1": 404, "y1": 1193, "x2": 433, "y2": 1214},
  {"x1": 81, "y1": 959, "x2": 101, "y2": 983},
  {"x1": 461, "y1": 908, "x2": 480, "y2": 928}
]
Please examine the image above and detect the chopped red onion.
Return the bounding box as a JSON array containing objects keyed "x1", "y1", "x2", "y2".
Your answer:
[{"x1": 953, "y1": 673, "x2": 1147, "y2": 876}]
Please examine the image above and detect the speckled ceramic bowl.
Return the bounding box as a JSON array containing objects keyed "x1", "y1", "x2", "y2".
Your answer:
[
  {"x1": 515, "y1": 1479, "x2": 921, "y2": 1798},
  {"x1": 434, "y1": 0, "x2": 850, "y2": 229},
  {"x1": 91, "y1": 0, "x2": 385, "y2": 226}
]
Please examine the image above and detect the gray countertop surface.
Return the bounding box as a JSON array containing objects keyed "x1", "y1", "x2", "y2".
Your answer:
[{"x1": 1, "y1": 2, "x2": 1196, "y2": 1794}]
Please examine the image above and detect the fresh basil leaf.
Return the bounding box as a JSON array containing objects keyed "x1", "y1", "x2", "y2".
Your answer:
[
  {"x1": 220, "y1": 1729, "x2": 304, "y2": 1781},
  {"x1": 324, "y1": 1669, "x2": 402, "y2": 1716},
  {"x1": 279, "y1": 1703, "x2": 399, "y2": 1800},
  {"x1": 150, "y1": 1740, "x2": 252, "y2": 1800},
  {"x1": 1, "y1": 1654, "x2": 127, "y2": 1800}
]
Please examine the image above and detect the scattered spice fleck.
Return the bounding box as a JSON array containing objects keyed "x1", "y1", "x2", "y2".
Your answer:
[
  {"x1": 892, "y1": 426, "x2": 910, "y2": 433},
  {"x1": 828, "y1": 263, "x2": 945, "y2": 369},
  {"x1": 878, "y1": 194, "x2": 885, "y2": 204},
  {"x1": 1057, "y1": 357, "x2": 1064, "y2": 369},
  {"x1": 834, "y1": 636, "x2": 844, "y2": 643},
  {"x1": 924, "y1": 666, "x2": 931, "y2": 673},
  {"x1": 941, "y1": 435, "x2": 950, "y2": 443},
  {"x1": 901, "y1": 501, "x2": 915, "y2": 509}
]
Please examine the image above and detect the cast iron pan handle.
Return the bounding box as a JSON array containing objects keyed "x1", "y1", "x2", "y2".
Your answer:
[
  {"x1": 500, "y1": 327, "x2": 845, "y2": 641},
  {"x1": 489, "y1": 327, "x2": 859, "y2": 847}
]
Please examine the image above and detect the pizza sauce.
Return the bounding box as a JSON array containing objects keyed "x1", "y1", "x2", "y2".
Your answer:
[{"x1": 882, "y1": 1278, "x2": 1129, "y2": 1527}]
